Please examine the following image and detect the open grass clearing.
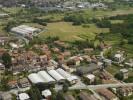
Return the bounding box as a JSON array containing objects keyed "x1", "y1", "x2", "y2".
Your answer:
[{"x1": 39, "y1": 22, "x2": 109, "y2": 41}]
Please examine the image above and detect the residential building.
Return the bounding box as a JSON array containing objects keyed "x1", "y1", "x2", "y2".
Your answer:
[
  {"x1": 64, "y1": 94, "x2": 75, "y2": 100},
  {"x1": 125, "y1": 59, "x2": 133, "y2": 67},
  {"x1": 42, "y1": 89, "x2": 51, "y2": 100},
  {"x1": 0, "y1": 92, "x2": 12, "y2": 100},
  {"x1": 97, "y1": 88, "x2": 118, "y2": 100},
  {"x1": 8, "y1": 80, "x2": 18, "y2": 89},
  {"x1": 86, "y1": 74, "x2": 95, "y2": 84},
  {"x1": 117, "y1": 86, "x2": 133, "y2": 97},
  {"x1": 18, "y1": 78, "x2": 30, "y2": 88},
  {"x1": 18, "y1": 93, "x2": 30, "y2": 100},
  {"x1": 103, "y1": 59, "x2": 112, "y2": 67},
  {"x1": 77, "y1": 63, "x2": 100, "y2": 75},
  {"x1": 120, "y1": 69, "x2": 129, "y2": 79},
  {"x1": 114, "y1": 53, "x2": 125, "y2": 63},
  {"x1": 0, "y1": 63, "x2": 5, "y2": 70},
  {"x1": 79, "y1": 92, "x2": 97, "y2": 100}
]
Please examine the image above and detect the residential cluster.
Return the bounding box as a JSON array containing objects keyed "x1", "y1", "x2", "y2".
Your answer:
[{"x1": 0, "y1": 24, "x2": 132, "y2": 100}]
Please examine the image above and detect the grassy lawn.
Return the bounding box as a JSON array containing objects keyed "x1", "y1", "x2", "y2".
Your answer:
[
  {"x1": 83, "y1": 8, "x2": 133, "y2": 19},
  {"x1": 110, "y1": 20, "x2": 124, "y2": 24},
  {"x1": 39, "y1": 13, "x2": 64, "y2": 22},
  {"x1": 106, "y1": 64, "x2": 133, "y2": 78},
  {"x1": 2, "y1": 7, "x2": 22, "y2": 14},
  {"x1": 39, "y1": 22, "x2": 109, "y2": 41},
  {"x1": 106, "y1": 65, "x2": 122, "y2": 75},
  {"x1": 103, "y1": 33, "x2": 123, "y2": 45}
]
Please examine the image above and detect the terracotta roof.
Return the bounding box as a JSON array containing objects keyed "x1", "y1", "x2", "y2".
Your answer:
[
  {"x1": 79, "y1": 92, "x2": 95, "y2": 100},
  {"x1": 64, "y1": 94, "x2": 75, "y2": 100},
  {"x1": 96, "y1": 88, "x2": 117, "y2": 100}
]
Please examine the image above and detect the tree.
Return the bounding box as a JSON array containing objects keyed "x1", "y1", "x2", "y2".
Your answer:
[
  {"x1": 115, "y1": 73, "x2": 124, "y2": 80},
  {"x1": 4, "y1": 21, "x2": 18, "y2": 32},
  {"x1": 2, "y1": 52, "x2": 12, "y2": 69},
  {"x1": 62, "y1": 83, "x2": 69, "y2": 93},
  {"x1": 29, "y1": 85, "x2": 42, "y2": 100},
  {"x1": 119, "y1": 39, "x2": 128, "y2": 46},
  {"x1": 0, "y1": 76, "x2": 9, "y2": 91},
  {"x1": 93, "y1": 40, "x2": 100, "y2": 49},
  {"x1": 50, "y1": 88, "x2": 57, "y2": 100},
  {"x1": 56, "y1": 91, "x2": 65, "y2": 100}
]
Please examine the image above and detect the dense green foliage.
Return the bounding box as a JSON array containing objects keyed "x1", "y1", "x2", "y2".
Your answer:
[
  {"x1": 114, "y1": 72, "x2": 124, "y2": 80},
  {"x1": 64, "y1": 12, "x2": 91, "y2": 25},
  {"x1": 2, "y1": 52, "x2": 12, "y2": 69},
  {"x1": 109, "y1": 14, "x2": 133, "y2": 44},
  {"x1": 0, "y1": 77, "x2": 9, "y2": 91},
  {"x1": 124, "y1": 76, "x2": 133, "y2": 83}
]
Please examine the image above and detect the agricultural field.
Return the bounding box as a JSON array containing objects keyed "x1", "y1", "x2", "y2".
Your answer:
[
  {"x1": 39, "y1": 22, "x2": 109, "y2": 41},
  {"x1": 82, "y1": 7, "x2": 133, "y2": 19},
  {"x1": 0, "y1": 7, "x2": 133, "y2": 40}
]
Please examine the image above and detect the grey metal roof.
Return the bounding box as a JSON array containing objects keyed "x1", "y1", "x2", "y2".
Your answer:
[{"x1": 77, "y1": 63, "x2": 99, "y2": 75}]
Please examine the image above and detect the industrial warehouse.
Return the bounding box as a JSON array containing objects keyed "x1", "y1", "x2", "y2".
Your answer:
[
  {"x1": 11, "y1": 25, "x2": 41, "y2": 38},
  {"x1": 28, "y1": 68, "x2": 79, "y2": 85},
  {"x1": 56, "y1": 68, "x2": 78, "y2": 84}
]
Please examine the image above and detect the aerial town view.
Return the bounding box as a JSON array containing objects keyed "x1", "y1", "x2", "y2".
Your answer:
[{"x1": 0, "y1": 0, "x2": 133, "y2": 100}]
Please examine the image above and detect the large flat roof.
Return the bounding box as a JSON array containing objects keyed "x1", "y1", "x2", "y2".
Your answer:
[
  {"x1": 56, "y1": 68, "x2": 71, "y2": 78},
  {"x1": 11, "y1": 25, "x2": 40, "y2": 35},
  {"x1": 48, "y1": 70, "x2": 65, "y2": 81},
  {"x1": 38, "y1": 71, "x2": 55, "y2": 83},
  {"x1": 28, "y1": 73, "x2": 45, "y2": 84}
]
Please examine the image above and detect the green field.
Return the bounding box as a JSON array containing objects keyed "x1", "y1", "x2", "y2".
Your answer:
[
  {"x1": 39, "y1": 22, "x2": 109, "y2": 41},
  {"x1": 0, "y1": 7, "x2": 133, "y2": 41}
]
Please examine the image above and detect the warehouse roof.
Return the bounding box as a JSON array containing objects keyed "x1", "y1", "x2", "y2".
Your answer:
[
  {"x1": 77, "y1": 63, "x2": 99, "y2": 75},
  {"x1": 48, "y1": 70, "x2": 65, "y2": 81},
  {"x1": 56, "y1": 68, "x2": 78, "y2": 82},
  {"x1": 86, "y1": 74, "x2": 95, "y2": 80},
  {"x1": 64, "y1": 94, "x2": 75, "y2": 100},
  {"x1": 56, "y1": 68, "x2": 71, "y2": 78},
  {"x1": 38, "y1": 71, "x2": 55, "y2": 83},
  {"x1": 18, "y1": 25, "x2": 39, "y2": 32},
  {"x1": 67, "y1": 76, "x2": 78, "y2": 82},
  {"x1": 11, "y1": 25, "x2": 41, "y2": 35},
  {"x1": 28, "y1": 73, "x2": 45, "y2": 84}
]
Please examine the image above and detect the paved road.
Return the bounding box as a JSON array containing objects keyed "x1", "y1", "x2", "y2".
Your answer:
[
  {"x1": 69, "y1": 83, "x2": 133, "y2": 90},
  {"x1": 10, "y1": 87, "x2": 30, "y2": 95}
]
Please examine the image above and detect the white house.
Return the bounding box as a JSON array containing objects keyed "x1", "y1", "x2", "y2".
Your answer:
[
  {"x1": 114, "y1": 54, "x2": 125, "y2": 63},
  {"x1": 86, "y1": 74, "x2": 95, "y2": 84},
  {"x1": 18, "y1": 93, "x2": 30, "y2": 100},
  {"x1": 42, "y1": 89, "x2": 51, "y2": 99},
  {"x1": 0, "y1": 63, "x2": 5, "y2": 70}
]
